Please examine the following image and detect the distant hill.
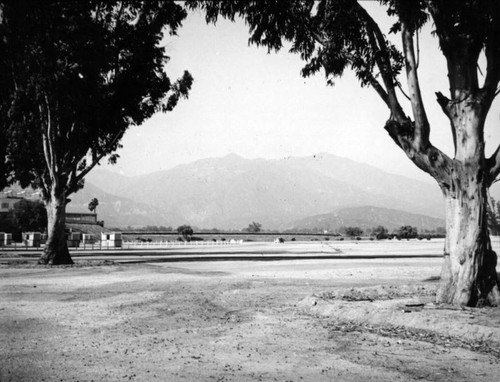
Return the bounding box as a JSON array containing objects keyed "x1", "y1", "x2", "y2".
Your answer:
[
  {"x1": 82, "y1": 153, "x2": 445, "y2": 229},
  {"x1": 288, "y1": 206, "x2": 445, "y2": 233}
]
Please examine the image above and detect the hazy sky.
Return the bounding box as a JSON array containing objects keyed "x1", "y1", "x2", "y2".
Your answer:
[{"x1": 102, "y1": 3, "x2": 500, "y2": 183}]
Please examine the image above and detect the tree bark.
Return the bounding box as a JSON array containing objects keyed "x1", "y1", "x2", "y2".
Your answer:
[
  {"x1": 436, "y1": 163, "x2": 500, "y2": 306},
  {"x1": 38, "y1": 191, "x2": 73, "y2": 265}
]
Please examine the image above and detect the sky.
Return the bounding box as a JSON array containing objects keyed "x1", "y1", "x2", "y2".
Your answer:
[{"x1": 101, "y1": 3, "x2": 500, "y2": 184}]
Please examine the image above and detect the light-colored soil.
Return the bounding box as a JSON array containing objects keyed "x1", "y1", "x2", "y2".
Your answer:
[{"x1": 1, "y1": 243, "x2": 499, "y2": 381}]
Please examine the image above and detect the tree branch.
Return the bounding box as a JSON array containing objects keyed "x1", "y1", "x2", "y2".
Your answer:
[
  {"x1": 39, "y1": 94, "x2": 58, "y2": 191},
  {"x1": 396, "y1": 81, "x2": 411, "y2": 101},
  {"x1": 401, "y1": 21, "x2": 430, "y2": 149},
  {"x1": 486, "y1": 143, "x2": 500, "y2": 187},
  {"x1": 310, "y1": 19, "x2": 393, "y2": 114},
  {"x1": 354, "y1": 2, "x2": 405, "y2": 122},
  {"x1": 365, "y1": 71, "x2": 390, "y2": 107},
  {"x1": 479, "y1": 32, "x2": 500, "y2": 110},
  {"x1": 68, "y1": 129, "x2": 125, "y2": 194},
  {"x1": 435, "y1": 91, "x2": 457, "y2": 152}
]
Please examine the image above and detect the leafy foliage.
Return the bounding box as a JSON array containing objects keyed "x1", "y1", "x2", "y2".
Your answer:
[
  {"x1": 1, "y1": 1, "x2": 193, "y2": 263},
  {"x1": 177, "y1": 224, "x2": 194, "y2": 241},
  {"x1": 190, "y1": 0, "x2": 404, "y2": 87},
  {"x1": 0, "y1": 199, "x2": 47, "y2": 241},
  {"x1": 395, "y1": 225, "x2": 418, "y2": 239},
  {"x1": 371, "y1": 225, "x2": 389, "y2": 240},
  {"x1": 0, "y1": 1, "x2": 193, "y2": 198},
  {"x1": 13, "y1": 199, "x2": 47, "y2": 233},
  {"x1": 245, "y1": 221, "x2": 262, "y2": 233},
  {"x1": 88, "y1": 198, "x2": 99, "y2": 213},
  {"x1": 342, "y1": 226, "x2": 363, "y2": 237}
]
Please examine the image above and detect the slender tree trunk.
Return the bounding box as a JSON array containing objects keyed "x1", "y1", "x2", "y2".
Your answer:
[
  {"x1": 38, "y1": 191, "x2": 73, "y2": 265},
  {"x1": 437, "y1": 167, "x2": 500, "y2": 306}
]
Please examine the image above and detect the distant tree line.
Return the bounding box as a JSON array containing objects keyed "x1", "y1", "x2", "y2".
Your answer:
[
  {"x1": 123, "y1": 225, "x2": 175, "y2": 232},
  {"x1": 115, "y1": 223, "x2": 447, "y2": 238},
  {"x1": 285, "y1": 225, "x2": 445, "y2": 239},
  {"x1": 338, "y1": 225, "x2": 446, "y2": 240}
]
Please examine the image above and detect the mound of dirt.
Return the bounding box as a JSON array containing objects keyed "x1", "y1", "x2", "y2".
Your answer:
[{"x1": 299, "y1": 284, "x2": 500, "y2": 356}]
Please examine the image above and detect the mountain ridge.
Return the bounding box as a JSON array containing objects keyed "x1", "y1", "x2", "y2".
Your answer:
[
  {"x1": 288, "y1": 205, "x2": 445, "y2": 232},
  {"x1": 74, "y1": 152, "x2": 446, "y2": 229}
]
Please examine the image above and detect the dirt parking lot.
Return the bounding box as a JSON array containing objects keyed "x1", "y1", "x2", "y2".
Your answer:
[{"x1": 1, "y1": 242, "x2": 499, "y2": 381}]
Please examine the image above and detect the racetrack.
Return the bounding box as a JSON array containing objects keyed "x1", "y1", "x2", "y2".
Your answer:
[
  {"x1": 1, "y1": 239, "x2": 447, "y2": 264},
  {"x1": 1, "y1": 240, "x2": 499, "y2": 381}
]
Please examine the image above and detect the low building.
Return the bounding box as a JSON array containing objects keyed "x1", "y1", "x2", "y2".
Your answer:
[
  {"x1": 82, "y1": 234, "x2": 96, "y2": 245},
  {"x1": 0, "y1": 232, "x2": 12, "y2": 245},
  {"x1": 66, "y1": 212, "x2": 98, "y2": 224},
  {"x1": 23, "y1": 232, "x2": 42, "y2": 247},
  {"x1": 101, "y1": 232, "x2": 122, "y2": 248}
]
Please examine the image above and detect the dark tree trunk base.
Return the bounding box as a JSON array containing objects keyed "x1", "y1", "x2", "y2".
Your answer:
[
  {"x1": 38, "y1": 247, "x2": 74, "y2": 265},
  {"x1": 39, "y1": 194, "x2": 74, "y2": 266}
]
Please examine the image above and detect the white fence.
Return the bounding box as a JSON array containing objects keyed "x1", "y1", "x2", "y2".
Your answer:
[
  {"x1": 122, "y1": 239, "x2": 244, "y2": 250},
  {"x1": 0, "y1": 239, "x2": 244, "y2": 251}
]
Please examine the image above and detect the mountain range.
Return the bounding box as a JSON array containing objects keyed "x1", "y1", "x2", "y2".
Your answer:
[{"x1": 68, "y1": 153, "x2": 447, "y2": 230}]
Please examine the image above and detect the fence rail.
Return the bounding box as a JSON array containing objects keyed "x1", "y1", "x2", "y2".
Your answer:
[
  {"x1": 0, "y1": 239, "x2": 244, "y2": 251},
  {"x1": 122, "y1": 239, "x2": 244, "y2": 250}
]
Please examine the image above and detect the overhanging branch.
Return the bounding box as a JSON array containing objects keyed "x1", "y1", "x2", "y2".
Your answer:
[
  {"x1": 67, "y1": 129, "x2": 125, "y2": 194},
  {"x1": 401, "y1": 22, "x2": 430, "y2": 148},
  {"x1": 310, "y1": 18, "x2": 393, "y2": 115},
  {"x1": 365, "y1": 71, "x2": 390, "y2": 108},
  {"x1": 354, "y1": 2, "x2": 405, "y2": 122}
]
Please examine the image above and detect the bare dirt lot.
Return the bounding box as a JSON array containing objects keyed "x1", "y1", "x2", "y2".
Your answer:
[{"x1": 1, "y1": 241, "x2": 499, "y2": 381}]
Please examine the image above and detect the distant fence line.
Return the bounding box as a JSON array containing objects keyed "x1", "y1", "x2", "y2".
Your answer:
[
  {"x1": 122, "y1": 239, "x2": 244, "y2": 250},
  {"x1": 0, "y1": 239, "x2": 245, "y2": 251},
  {"x1": 120, "y1": 231, "x2": 334, "y2": 237}
]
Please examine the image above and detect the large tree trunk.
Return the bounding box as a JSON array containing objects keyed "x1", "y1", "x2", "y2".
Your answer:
[
  {"x1": 38, "y1": 192, "x2": 73, "y2": 265},
  {"x1": 436, "y1": 166, "x2": 500, "y2": 306}
]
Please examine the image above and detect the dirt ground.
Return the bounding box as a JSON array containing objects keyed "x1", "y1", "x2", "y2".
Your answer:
[{"x1": 1, "y1": 245, "x2": 499, "y2": 381}]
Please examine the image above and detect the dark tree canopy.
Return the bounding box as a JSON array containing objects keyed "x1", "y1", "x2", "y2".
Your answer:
[
  {"x1": 245, "y1": 221, "x2": 262, "y2": 233},
  {"x1": 0, "y1": 199, "x2": 47, "y2": 241},
  {"x1": 13, "y1": 199, "x2": 47, "y2": 233},
  {"x1": 0, "y1": 0, "x2": 193, "y2": 198},
  {"x1": 395, "y1": 225, "x2": 418, "y2": 239},
  {"x1": 0, "y1": 0, "x2": 193, "y2": 264},
  {"x1": 177, "y1": 225, "x2": 194, "y2": 241},
  {"x1": 342, "y1": 226, "x2": 363, "y2": 237},
  {"x1": 371, "y1": 225, "x2": 389, "y2": 240}
]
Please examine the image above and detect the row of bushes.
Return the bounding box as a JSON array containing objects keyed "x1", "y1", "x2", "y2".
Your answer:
[{"x1": 130, "y1": 235, "x2": 443, "y2": 244}]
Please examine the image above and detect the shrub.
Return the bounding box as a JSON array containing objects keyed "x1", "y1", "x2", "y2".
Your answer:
[
  {"x1": 176, "y1": 225, "x2": 193, "y2": 241},
  {"x1": 371, "y1": 225, "x2": 389, "y2": 240}
]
